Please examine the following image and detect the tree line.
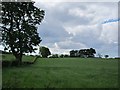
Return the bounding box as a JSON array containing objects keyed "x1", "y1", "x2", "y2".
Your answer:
[
  {"x1": 70, "y1": 48, "x2": 96, "y2": 58},
  {"x1": 39, "y1": 47, "x2": 96, "y2": 58}
]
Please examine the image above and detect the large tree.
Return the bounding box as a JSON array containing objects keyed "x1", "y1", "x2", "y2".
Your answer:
[{"x1": 1, "y1": 2, "x2": 45, "y2": 64}]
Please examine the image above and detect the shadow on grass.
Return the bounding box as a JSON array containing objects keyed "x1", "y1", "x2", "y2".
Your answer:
[
  {"x1": 2, "y1": 60, "x2": 33, "y2": 67},
  {"x1": 2, "y1": 56, "x2": 39, "y2": 68}
]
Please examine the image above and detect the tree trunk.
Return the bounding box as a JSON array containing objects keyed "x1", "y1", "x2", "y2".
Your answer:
[{"x1": 14, "y1": 54, "x2": 22, "y2": 65}]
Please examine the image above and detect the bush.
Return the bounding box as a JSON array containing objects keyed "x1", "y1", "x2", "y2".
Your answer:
[
  {"x1": 59, "y1": 54, "x2": 64, "y2": 58},
  {"x1": 64, "y1": 54, "x2": 69, "y2": 58}
]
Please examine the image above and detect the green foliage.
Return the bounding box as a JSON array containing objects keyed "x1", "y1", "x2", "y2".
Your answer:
[
  {"x1": 59, "y1": 54, "x2": 64, "y2": 58},
  {"x1": 70, "y1": 48, "x2": 96, "y2": 58},
  {"x1": 105, "y1": 55, "x2": 109, "y2": 58},
  {"x1": 39, "y1": 46, "x2": 51, "y2": 58},
  {"x1": 48, "y1": 54, "x2": 59, "y2": 58},
  {"x1": 1, "y1": 2, "x2": 45, "y2": 62},
  {"x1": 3, "y1": 57, "x2": 118, "y2": 88},
  {"x1": 63, "y1": 54, "x2": 69, "y2": 58}
]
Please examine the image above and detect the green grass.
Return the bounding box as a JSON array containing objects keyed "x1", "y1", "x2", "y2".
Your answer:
[
  {"x1": 2, "y1": 54, "x2": 35, "y2": 62},
  {"x1": 2, "y1": 56, "x2": 118, "y2": 88}
]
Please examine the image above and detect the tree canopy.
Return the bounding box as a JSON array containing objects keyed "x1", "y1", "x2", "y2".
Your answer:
[
  {"x1": 1, "y1": 2, "x2": 45, "y2": 63},
  {"x1": 105, "y1": 55, "x2": 109, "y2": 58},
  {"x1": 70, "y1": 48, "x2": 96, "y2": 58},
  {"x1": 39, "y1": 46, "x2": 51, "y2": 58}
]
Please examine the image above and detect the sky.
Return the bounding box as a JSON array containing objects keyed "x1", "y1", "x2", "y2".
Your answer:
[
  {"x1": 34, "y1": 1, "x2": 118, "y2": 57},
  {"x1": 0, "y1": 0, "x2": 119, "y2": 58}
]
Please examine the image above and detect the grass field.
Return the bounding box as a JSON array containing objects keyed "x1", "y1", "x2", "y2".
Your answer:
[
  {"x1": 2, "y1": 54, "x2": 118, "y2": 88},
  {"x1": 2, "y1": 54, "x2": 35, "y2": 62}
]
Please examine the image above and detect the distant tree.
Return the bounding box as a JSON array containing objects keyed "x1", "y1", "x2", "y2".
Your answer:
[
  {"x1": 1, "y1": 2, "x2": 45, "y2": 64},
  {"x1": 105, "y1": 55, "x2": 109, "y2": 58},
  {"x1": 48, "y1": 54, "x2": 58, "y2": 58},
  {"x1": 39, "y1": 46, "x2": 51, "y2": 58},
  {"x1": 88, "y1": 48, "x2": 96, "y2": 57},
  {"x1": 79, "y1": 49, "x2": 85, "y2": 57},
  {"x1": 70, "y1": 48, "x2": 96, "y2": 58},
  {"x1": 79, "y1": 48, "x2": 96, "y2": 58},
  {"x1": 70, "y1": 50, "x2": 78, "y2": 57},
  {"x1": 70, "y1": 50, "x2": 75, "y2": 57},
  {"x1": 64, "y1": 54, "x2": 69, "y2": 57},
  {"x1": 79, "y1": 49, "x2": 88, "y2": 58},
  {"x1": 52, "y1": 54, "x2": 59, "y2": 58},
  {"x1": 59, "y1": 54, "x2": 64, "y2": 58}
]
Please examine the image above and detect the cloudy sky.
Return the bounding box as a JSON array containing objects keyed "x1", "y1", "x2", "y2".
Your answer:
[
  {"x1": 33, "y1": 1, "x2": 119, "y2": 57},
  {"x1": 0, "y1": 0, "x2": 118, "y2": 57}
]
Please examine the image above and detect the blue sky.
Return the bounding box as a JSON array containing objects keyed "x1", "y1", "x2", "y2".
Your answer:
[
  {"x1": 34, "y1": 1, "x2": 118, "y2": 57},
  {"x1": 0, "y1": 1, "x2": 119, "y2": 58}
]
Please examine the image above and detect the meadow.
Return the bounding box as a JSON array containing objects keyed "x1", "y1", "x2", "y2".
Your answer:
[{"x1": 2, "y1": 54, "x2": 118, "y2": 88}]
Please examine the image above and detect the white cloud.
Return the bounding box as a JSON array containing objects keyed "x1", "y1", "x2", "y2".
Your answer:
[
  {"x1": 99, "y1": 22, "x2": 118, "y2": 44},
  {"x1": 64, "y1": 24, "x2": 101, "y2": 37},
  {"x1": 68, "y1": 3, "x2": 118, "y2": 25},
  {"x1": 54, "y1": 43, "x2": 60, "y2": 49},
  {"x1": 34, "y1": 0, "x2": 63, "y2": 9},
  {"x1": 89, "y1": 3, "x2": 118, "y2": 24},
  {"x1": 49, "y1": 41, "x2": 87, "y2": 55},
  {"x1": 68, "y1": 7, "x2": 94, "y2": 19},
  {"x1": 57, "y1": 40, "x2": 87, "y2": 49},
  {"x1": 50, "y1": 48, "x2": 70, "y2": 55}
]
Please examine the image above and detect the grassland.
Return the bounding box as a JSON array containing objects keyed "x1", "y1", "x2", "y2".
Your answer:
[
  {"x1": 2, "y1": 54, "x2": 35, "y2": 62},
  {"x1": 2, "y1": 54, "x2": 118, "y2": 88}
]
